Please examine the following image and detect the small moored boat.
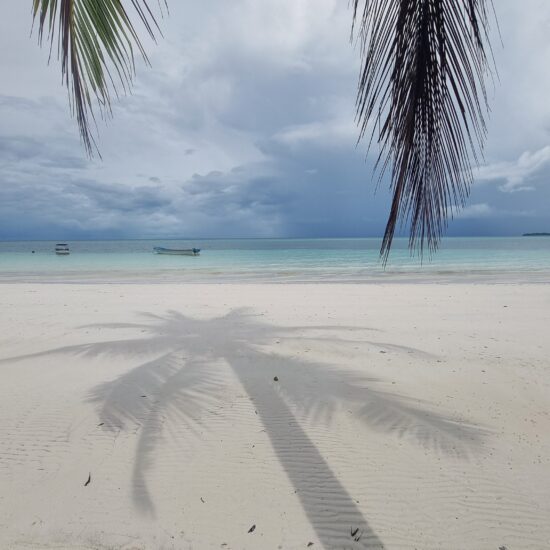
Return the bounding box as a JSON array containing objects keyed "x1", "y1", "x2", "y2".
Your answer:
[
  {"x1": 55, "y1": 243, "x2": 70, "y2": 255},
  {"x1": 153, "y1": 247, "x2": 200, "y2": 256}
]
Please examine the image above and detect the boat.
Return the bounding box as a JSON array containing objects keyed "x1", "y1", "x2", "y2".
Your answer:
[
  {"x1": 153, "y1": 247, "x2": 201, "y2": 256},
  {"x1": 55, "y1": 243, "x2": 70, "y2": 255}
]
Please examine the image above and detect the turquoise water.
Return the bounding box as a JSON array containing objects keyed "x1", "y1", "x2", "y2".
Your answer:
[{"x1": 1, "y1": 237, "x2": 550, "y2": 283}]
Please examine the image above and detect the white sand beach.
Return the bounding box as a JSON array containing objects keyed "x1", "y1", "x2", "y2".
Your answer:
[{"x1": 0, "y1": 283, "x2": 549, "y2": 549}]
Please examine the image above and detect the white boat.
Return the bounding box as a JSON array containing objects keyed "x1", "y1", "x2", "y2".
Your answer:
[
  {"x1": 153, "y1": 246, "x2": 200, "y2": 256},
  {"x1": 55, "y1": 243, "x2": 70, "y2": 255}
]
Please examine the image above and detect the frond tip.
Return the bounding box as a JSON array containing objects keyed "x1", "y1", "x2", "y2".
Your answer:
[
  {"x1": 353, "y1": 0, "x2": 496, "y2": 259},
  {"x1": 32, "y1": 0, "x2": 167, "y2": 156}
]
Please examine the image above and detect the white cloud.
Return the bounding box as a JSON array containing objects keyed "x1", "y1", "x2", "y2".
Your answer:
[
  {"x1": 273, "y1": 119, "x2": 357, "y2": 148},
  {"x1": 485, "y1": 2, "x2": 550, "y2": 157},
  {"x1": 454, "y1": 203, "x2": 535, "y2": 221},
  {"x1": 455, "y1": 203, "x2": 494, "y2": 219},
  {"x1": 476, "y1": 146, "x2": 550, "y2": 192}
]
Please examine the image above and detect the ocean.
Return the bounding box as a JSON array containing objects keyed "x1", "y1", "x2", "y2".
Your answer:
[{"x1": 1, "y1": 237, "x2": 549, "y2": 283}]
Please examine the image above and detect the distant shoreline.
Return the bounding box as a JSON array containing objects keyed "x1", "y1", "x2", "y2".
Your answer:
[{"x1": 523, "y1": 233, "x2": 550, "y2": 236}]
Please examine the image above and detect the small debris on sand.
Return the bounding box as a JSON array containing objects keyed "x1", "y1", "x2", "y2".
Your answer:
[
  {"x1": 273, "y1": 376, "x2": 279, "y2": 382},
  {"x1": 248, "y1": 524, "x2": 256, "y2": 533},
  {"x1": 84, "y1": 473, "x2": 91, "y2": 487}
]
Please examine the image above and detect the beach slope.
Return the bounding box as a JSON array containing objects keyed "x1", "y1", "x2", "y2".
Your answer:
[{"x1": 0, "y1": 283, "x2": 549, "y2": 549}]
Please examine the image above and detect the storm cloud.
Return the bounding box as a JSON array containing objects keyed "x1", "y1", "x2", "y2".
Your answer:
[{"x1": 1, "y1": 1, "x2": 549, "y2": 239}]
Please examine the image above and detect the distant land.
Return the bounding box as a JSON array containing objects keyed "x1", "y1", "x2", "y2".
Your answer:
[{"x1": 523, "y1": 233, "x2": 550, "y2": 236}]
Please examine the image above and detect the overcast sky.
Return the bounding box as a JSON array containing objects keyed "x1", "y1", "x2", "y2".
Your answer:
[{"x1": 1, "y1": 0, "x2": 550, "y2": 240}]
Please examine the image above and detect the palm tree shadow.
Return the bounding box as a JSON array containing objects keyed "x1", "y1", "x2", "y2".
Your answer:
[{"x1": 3, "y1": 309, "x2": 488, "y2": 548}]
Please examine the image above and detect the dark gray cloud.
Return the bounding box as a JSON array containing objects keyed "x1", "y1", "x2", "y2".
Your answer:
[{"x1": 0, "y1": 0, "x2": 549, "y2": 240}]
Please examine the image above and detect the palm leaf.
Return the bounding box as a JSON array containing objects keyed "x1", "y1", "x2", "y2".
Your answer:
[
  {"x1": 353, "y1": 0, "x2": 496, "y2": 258},
  {"x1": 32, "y1": 0, "x2": 166, "y2": 156}
]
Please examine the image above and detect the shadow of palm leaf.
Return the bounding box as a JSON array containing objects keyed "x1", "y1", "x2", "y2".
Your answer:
[
  {"x1": 88, "y1": 352, "x2": 223, "y2": 516},
  {"x1": 269, "y1": 357, "x2": 484, "y2": 459},
  {"x1": 0, "y1": 335, "x2": 173, "y2": 364},
  {"x1": 2, "y1": 308, "x2": 487, "y2": 548}
]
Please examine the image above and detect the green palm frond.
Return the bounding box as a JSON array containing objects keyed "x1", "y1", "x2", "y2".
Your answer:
[
  {"x1": 353, "y1": 0, "x2": 496, "y2": 258},
  {"x1": 32, "y1": 0, "x2": 166, "y2": 156}
]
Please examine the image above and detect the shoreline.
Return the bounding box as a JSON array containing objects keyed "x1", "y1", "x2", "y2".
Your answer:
[{"x1": 1, "y1": 268, "x2": 550, "y2": 285}]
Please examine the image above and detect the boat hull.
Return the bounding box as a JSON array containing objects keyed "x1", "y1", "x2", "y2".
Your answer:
[
  {"x1": 55, "y1": 244, "x2": 70, "y2": 255},
  {"x1": 153, "y1": 247, "x2": 200, "y2": 256}
]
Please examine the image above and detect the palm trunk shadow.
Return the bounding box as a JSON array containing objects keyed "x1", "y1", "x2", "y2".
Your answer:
[{"x1": 231, "y1": 355, "x2": 384, "y2": 549}]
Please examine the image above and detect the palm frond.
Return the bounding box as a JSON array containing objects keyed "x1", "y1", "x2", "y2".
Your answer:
[
  {"x1": 353, "y1": 0, "x2": 496, "y2": 259},
  {"x1": 32, "y1": 0, "x2": 166, "y2": 156}
]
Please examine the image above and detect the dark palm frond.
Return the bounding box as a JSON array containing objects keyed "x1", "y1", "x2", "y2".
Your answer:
[
  {"x1": 353, "y1": 0, "x2": 496, "y2": 259},
  {"x1": 32, "y1": 0, "x2": 167, "y2": 156}
]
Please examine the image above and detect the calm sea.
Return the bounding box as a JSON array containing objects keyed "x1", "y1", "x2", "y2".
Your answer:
[{"x1": 0, "y1": 237, "x2": 549, "y2": 283}]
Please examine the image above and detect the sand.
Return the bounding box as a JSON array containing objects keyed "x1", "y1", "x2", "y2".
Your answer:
[{"x1": 0, "y1": 282, "x2": 549, "y2": 549}]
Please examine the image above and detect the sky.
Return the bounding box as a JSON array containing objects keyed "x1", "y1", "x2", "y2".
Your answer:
[{"x1": 1, "y1": 0, "x2": 550, "y2": 240}]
